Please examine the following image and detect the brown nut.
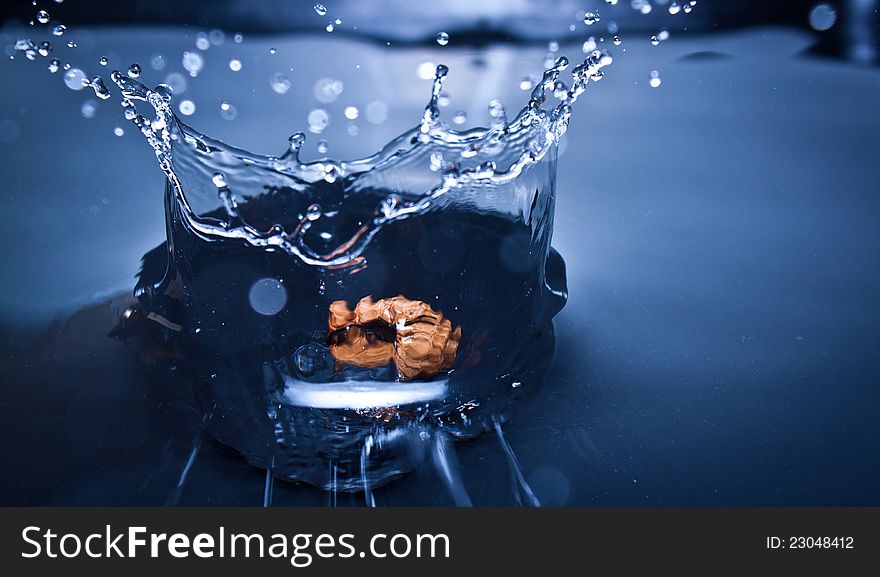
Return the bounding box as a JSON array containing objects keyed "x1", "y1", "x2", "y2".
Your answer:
[{"x1": 327, "y1": 295, "x2": 462, "y2": 380}]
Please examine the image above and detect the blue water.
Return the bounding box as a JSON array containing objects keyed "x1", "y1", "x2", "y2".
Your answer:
[{"x1": 0, "y1": 26, "x2": 878, "y2": 505}]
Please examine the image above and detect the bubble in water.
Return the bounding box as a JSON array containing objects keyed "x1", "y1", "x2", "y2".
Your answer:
[
  {"x1": 669, "y1": 2, "x2": 681, "y2": 15},
  {"x1": 317, "y1": 140, "x2": 329, "y2": 153},
  {"x1": 220, "y1": 101, "x2": 237, "y2": 120},
  {"x1": 63, "y1": 68, "x2": 86, "y2": 90},
  {"x1": 649, "y1": 70, "x2": 662, "y2": 88},
  {"x1": 583, "y1": 12, "x2": 600, "y2": 25},
  {"x1": 306, "y1": 203, "x2": 322, "y2": 221},
  {"x1": 47, "y1": 58, "x2": 60, "y2": 73},
  {"x1": 313, "y1": 78, "x2": 343, "y2": 102},
  {"x1": 150, "y1": 53, "x2": 165, "y2": 70},
  {"x1": 453, "y1": 110, "x2": 467, "y2": 124},
  {"x1": 127, "y1": 63, "x2": 141, "y2": 78},
  {"x1": 365, "y1": 100, "x2": 387, "y2": 124},
  {"x1": 99, "y1": 56, "x2": 108, "y2": 66},
  {"x1": 163, "y1": 72, "x2": 187, "y2": 94},
  {"x1": 80, "y1": 99, "x2": 97, "y2": 118},
  {"x1": 113, "y1": 126, "x2": 124, "y2": 136},
  {"x1": 248, "y1": 278, "x2": 287, "y2": 316},
  {"x1": 314, "y1": 4, "x2": 327, "y2": 16},
  {"x1": 228, "y1": 58, "x2": 242, "y2": 72},
  {"x1": 182, "y1": 51, "x2": 204, "y2": 76},
  {"x1": 270, "y1": 72, "x2": 291, "y2": 94},
  {"x1": 344, "y1": 105, "x2": 359, "y2": 120},
  {"x1": 195, "y1": 32, "x2": 210, "y2": 51},
  {"x1": 178, "y1": 99, "x2": 196, "y2": 115},
  {"x1": 308, "y1": 108, "x2": 329, "y2": 134},
  {"x1": 52, "y1": 24, "x2": 65, "y2": 36},
  {"x1": 612, "y1": 35, "x2": 621, "y2": 45},
  {"x1": 809, "y1": 4, "x2": 837, "y2": 31},
  {"x1": 436, "y1": 32, "x2": 449, "y2": 46},
  {"x1": 36, "y1": 10, "x2": 49, "y2": 24}
]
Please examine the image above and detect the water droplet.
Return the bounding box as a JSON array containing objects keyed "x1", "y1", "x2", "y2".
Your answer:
[
  {"x1": 314, "y1": 4, "x2": 327, "y2": 16},
  {"x1": 417, "y1": 61, "x2": 439, "y2": 81},
  {"x1": 269, "y1": 47, "x2": 277, "y2": 55},
  {"x1": 270, "y1": 72, "x2": 290, "y2": 94},
  {"x1": 365, "y1": 100, "x2": 387, "y2": 124},
  {"x1": 583, "y1": 12, "x2": 600, "y2": 25},
  {"x1": 150, "y1": 53, "x2": 165, "y2": 70},
  {"x1": 127, "y1": 63, "x2": 141, "y2": 78},
  {"x1": 334, "y1": 18, "x2": 342, "y2": 25},
  {"x1": 211, "y1": 172, "x2": 228, "y2": 188},
  {"x1": 220, "y1": 100, "x2": 237, "y2": 120},
  {"x1": 429, "y1": 151, "x2": 443, "y2": 171},
  {"x1": 809, "y1": 4, "x2": 837, "y2": 31},
  {"x1": 346, "y1": 123, "x2": 359, "y2": 136},
  {"x1": 37, "y1": 41, "x2": 51, "y2": 57},
  {"x1": 344, "y1": 105, "x2": 359, "y2": 120},
  {"x1": 80, "y1": 99, "x2": 97, "y2": 118},
  {"x1": 113, "y1": 126, "x2": 124, "y2": 136},
  {"x1": 209, "y1": 29, "x2": 225, "y2": 45},
  {"x1": 98, "y1": 56, "x2": 109, "y2": 66},
  {"x1": 36, "y1": 10, "x2": 49, "y2": 24},
  {"x1": 178, "y1": 99, "x2": 196, "y2": 115},
  {"x1": 650, "y1": 35, "x2": 660, "y2": 46},
  {"x1": 317, "y1": 140, "x2": 328, "y2": 153},
  {"x1": 182, "y1": 51, "x2": 204, "y2": 76},
  {"x1": 313, "y1": 78, "x2": 343, "y2": 102},
  {"x1": 51, "y1": 24, "x2": 65, "y2": 36},
  {"x1": 63, "y1": 68, "x2": 86, "y2": 90},
  {"x1": 605, "y1": 0, "x2": 618, "y2": 4},
  {"x1": 47, "y1": 58, "x2": 60, "y2": 73},
  {"x1": 163, "y1": 72, "x2": 187, "y2": 94},
  {"x1": 233, "y1": 32, "x2": 243, "y2": 44},
  {"x1": 195, "y1": 32, "x2": 210, "y2": 50},
  {"x1": 488, "y1": 99, "x2": 507, "y2": 125},
  {"x1": 248, "y1": 278, "x2": 287, "y2": 316},
  {"x1": 306, "y1": 203, "x2": 322, "y2": 221},
  {"x1": 308, "y1": 108, "x2": 329, "y2": 134},
  {"x1": 228, "y1": 58, "x2": 242, "y2": 72},
  {"x1": 612, "y1": 35, "x2": 621, "y2": 46},
  {"x1": 519, "y1": 76, "x2": 535, "y2": 90},
  {"x1": 658, "y1": 29, "x2": 670, "y2": 41},
  {"x1": 548, "y1": 40, "x2": 559, "y2": 53},
  {"x1": 436, "y1": 32, "x2": 449, "y2": 46},
  {"x1": 66, "y1": 40, "x2": 76, "y2": 48},
  {"x1": 325, "y1": 23, "x2": 334, "y2": 33},
  {"x1": 582, "y1": 37, "x2": 597, "y2": 53},
  {"x1": 649, "y1": 69, "x2": 662, "y2": 88},
  {"x1": 452, "y1": 110, "x2": 467, "y2": 125},
  {"x1": 668, "y1": 2, "x2": 681, "y2": 15}
]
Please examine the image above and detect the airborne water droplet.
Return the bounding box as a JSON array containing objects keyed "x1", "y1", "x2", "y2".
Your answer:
[
  {"x1": 649, "y1": 70, "x2": 662, "y2": 88},
  {"x1": 178, "y1": 99, "x2": 196, "y2": 115},
  {"x1": 308, "y1": 108, "x2": 329, "y2": 134},
  {"x1": 127, "y1": 63, "x2": 141, "y2": 78},
  {"x1": 452, "y1": 110, "x2": 467, "y2": 125},
  {"x1": 229, "y1": 58, "x2": 242, "y2": 72},
  {"x1": 583, "y1": 12, "x2": 600, "y2": 25},
  {"x1": 47, "y1": 58, "x2": 60, "y2": 73},
  {"x1": 63, "y1": 68, "x2": 86, "y2": 90},
  {"x1": 36, "y1": 10, "x2": 49, "y2": 24},
  {"x1": 306, "y1": 203, "x2": 322, "y2": 221},
  {"x1": 314, "y1": 4, "x2": 327, "y2": 16},
  {"x1": 270, "y1": 72, "x2": 291, "y2": 94},
  {"x1": 52, "y1": 24, "x2": 65, "y2": 36},
  {"x1": 612, "y1": 35, "x2": 621, "y2": 46},
  {"x1": 344, "y1": 105, "x2": 359, "y2": 120},
  {"x1": 317, "y1": 140, "x2": 328, "y2": 154},
  {"x1": 220, "y1": 101, "x2": 237, "y2": 120},
  {"x1": 436, "y1": 32, "x2": 449, "y2": 46},
  {"x1": 99, "y1": 56, "x2": 109, "y2": 66}
]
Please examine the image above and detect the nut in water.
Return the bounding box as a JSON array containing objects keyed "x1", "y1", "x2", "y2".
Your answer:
[{"x1": 328, "y1": 295, "x2": 462, "y2": 380}]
